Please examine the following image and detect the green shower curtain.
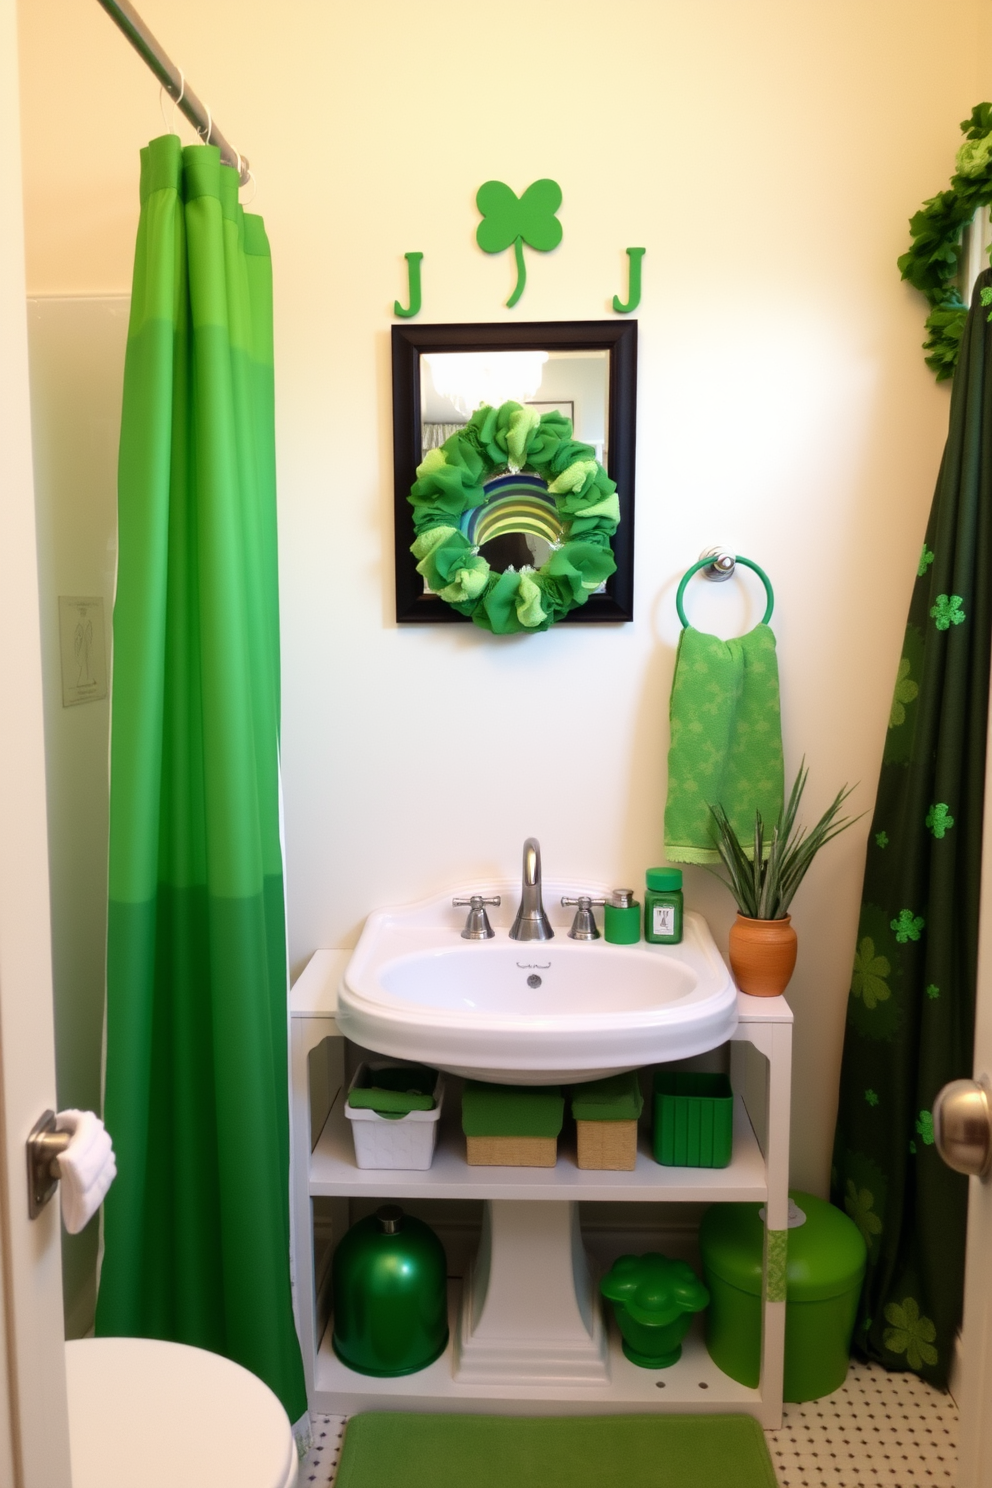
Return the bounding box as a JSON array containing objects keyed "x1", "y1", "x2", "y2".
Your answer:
[
  {"x1": 832, "y1": 267, "x2": 992, "y2": 1389},
  {"x1": 96, "y1": 134, "x2": 306, "y2": 1426}
]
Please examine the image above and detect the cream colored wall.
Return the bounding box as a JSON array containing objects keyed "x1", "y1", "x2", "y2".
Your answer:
[
  {"x1": 16, "y1": 0, "x2": 992, "y2": 1192},
  {"x1": 0, "y1": 0, "x2": 72, "y2": 1474}
]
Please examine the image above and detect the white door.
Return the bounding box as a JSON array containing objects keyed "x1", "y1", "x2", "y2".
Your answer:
[
  {"x1": 0, "y1": 0, "x2": 73, "y2": 1479},
  {"x1": 952, "y1": 225, "x2": 992, "y2": 1488},
  {"x1": 949, "y1": 700, "x2": 992, "y2": 1485}
]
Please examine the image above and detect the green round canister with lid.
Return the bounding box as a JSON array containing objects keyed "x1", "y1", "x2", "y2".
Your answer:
[
  {"x1": 332, "y1": 1204, "x2": 448, "y2": 1376},
  {"x1": 699, "y1": 1189, "x2": 867, "y2": 1402},
  {"x1": 604, "y1": 888, "x2": 641, "y2": 944}
]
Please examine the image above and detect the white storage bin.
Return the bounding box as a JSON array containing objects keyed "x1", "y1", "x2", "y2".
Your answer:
[{"x1": 344, "y1": 1062, "x2": 444, "y2": 1170}]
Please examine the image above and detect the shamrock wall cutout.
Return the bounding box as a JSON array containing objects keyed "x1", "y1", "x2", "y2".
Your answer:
[{"x1": 476, "y1": 179, "x2": 563, "y2": 308}]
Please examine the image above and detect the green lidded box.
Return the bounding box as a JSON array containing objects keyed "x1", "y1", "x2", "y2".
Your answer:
[
  {"x1": 699, "y1": 1190, "x2": 867, "y2": 1402},
  {"x1": 653, "y1": 1070, "x2": 733, "y2": 1168},
  {"x1": 461, "y1": 1082, "x2": 564, "y2": 1137},
  {"x1": 461, "y1": 1082, "x2": 564, "y2": 1167},
  {"x1": 572, "y1": 1072, "x2": 644, "y2": 1171}
]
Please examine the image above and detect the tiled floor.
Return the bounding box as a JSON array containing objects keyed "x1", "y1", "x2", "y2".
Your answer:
[
  {"x1": 299, "y1": 1415, "x2": 346, "y2": 1486},
  {"x1": 298, "y1": 1360, "x2": 958, "y2": 1487},
  {"x1": 767, "y1": 1358, "x2": 957, "y2": 1487}
]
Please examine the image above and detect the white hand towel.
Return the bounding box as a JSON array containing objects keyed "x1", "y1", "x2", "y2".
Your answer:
[{"x1": 55, "y1": 1110, "x2": 117, "y2": 1235}]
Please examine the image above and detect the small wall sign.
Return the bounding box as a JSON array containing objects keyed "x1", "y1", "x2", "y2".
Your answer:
[{"x1": 58, "y1": 595, "x2": 108, "y2": 707}]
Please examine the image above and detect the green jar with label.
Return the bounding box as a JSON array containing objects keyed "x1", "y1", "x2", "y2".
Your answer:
[{"x1": 644, "y1": 867, "x2": 683, "y2": 944}]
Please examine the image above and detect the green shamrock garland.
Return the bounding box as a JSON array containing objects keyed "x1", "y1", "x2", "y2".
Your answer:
[
  {"x1": 476, "y1": 180, "x2": 563, "y2": 307},
  {"x1": 408, "y1": 401, "x2": 619, "y2": 634},
  {"x1": 899, "y1": 103, "x2": 992, "y2": 380}
]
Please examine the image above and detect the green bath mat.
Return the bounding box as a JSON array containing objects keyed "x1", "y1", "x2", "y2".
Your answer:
[{"x1": 335, "y1": 1412, "x2": 777, "y2": 1488}]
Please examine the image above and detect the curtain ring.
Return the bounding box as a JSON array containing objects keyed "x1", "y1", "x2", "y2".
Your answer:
[
  {"x1": 240, "y1": 168, "x2": 257, "y2": 206},
  {"x1": 197, "y1": 104, "x2": 212, "y2": 146},
  {"x1": 159, "y1": 68, "x2": 185, "y2": 136}
]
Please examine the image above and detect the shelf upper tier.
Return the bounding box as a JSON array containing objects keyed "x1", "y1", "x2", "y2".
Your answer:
[{"x1": 309, "y1": 1089, "x2": 767, "y2": 1203}]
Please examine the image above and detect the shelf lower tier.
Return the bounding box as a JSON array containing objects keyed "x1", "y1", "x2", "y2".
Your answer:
[
  {"x1": 310, "y1": 1093, "x2": 766, "y2": 1202},
  {"x1": 311, "y1": 1282, "x2": 770, "y2": 1423}
]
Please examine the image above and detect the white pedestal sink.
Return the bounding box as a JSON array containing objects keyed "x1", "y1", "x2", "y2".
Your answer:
[
  {"x1": 336, "y1": 883, "x2": 739, "y2": 1393},
  {"x1": 338, "y1": 882, "x2": 738, "y2": 1084}
]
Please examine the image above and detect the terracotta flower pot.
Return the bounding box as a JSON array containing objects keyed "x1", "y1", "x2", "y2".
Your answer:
[{"x1": 728, "y1": 913, "x2": 797, "y2": 997}]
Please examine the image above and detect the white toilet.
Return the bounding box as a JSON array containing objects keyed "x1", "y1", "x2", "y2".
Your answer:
[{"x1": 65, "y1": 1337, "x2": 298, "y2": 1488}]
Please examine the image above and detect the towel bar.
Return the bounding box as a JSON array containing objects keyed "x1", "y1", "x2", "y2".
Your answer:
[{"x1": 676, "y1": 552, "x2": 775, "y2": 628}]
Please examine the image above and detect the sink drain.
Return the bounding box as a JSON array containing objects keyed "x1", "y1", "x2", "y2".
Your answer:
[{"x1": 526, "y1": 974, "x2": 542, "y2": 989}]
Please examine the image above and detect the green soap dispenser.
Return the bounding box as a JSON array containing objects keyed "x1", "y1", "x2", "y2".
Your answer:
[
  {"x1": 604, "y1": 888, "x2": 640, "y2": 944},
  {"x1": 332, "y1": 1204, "x2": 449, "y2": 1376}
]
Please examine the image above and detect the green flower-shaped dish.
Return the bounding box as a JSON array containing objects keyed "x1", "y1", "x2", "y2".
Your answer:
[{"x1": 600, "y1": 1253, "x2": 710, "y2": 1368}]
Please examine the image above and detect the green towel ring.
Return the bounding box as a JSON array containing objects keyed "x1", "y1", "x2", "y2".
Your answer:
[{"x1": 675, "y1": 554, "x2": 775, "y2": 629}]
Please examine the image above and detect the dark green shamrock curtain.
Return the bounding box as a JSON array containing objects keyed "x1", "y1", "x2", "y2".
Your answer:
[
  {"x1": 95, "y1": 134, "x2": 307, "y2": 1426},
  {"x1": 832, "y1": 267, "x2": 992, "y2": 1389}
]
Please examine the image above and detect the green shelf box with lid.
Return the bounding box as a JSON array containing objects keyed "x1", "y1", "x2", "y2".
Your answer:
[
  {"x1": 653, "y1": 1070, "x2": 734, "y2": 1168},
  {"x1": 699, "y1": 1189, "x2": 867, "y2": 1402}
]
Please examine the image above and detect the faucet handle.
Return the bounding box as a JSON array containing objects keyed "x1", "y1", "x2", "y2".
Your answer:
[
  {"x1": 561, "y1": 895, "x2": 606, "y2": 941},
  {"x1": 453, "y1": 895, "x2": 501, "y2": 940}
]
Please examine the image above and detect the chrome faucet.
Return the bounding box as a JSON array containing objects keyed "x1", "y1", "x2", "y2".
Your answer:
[{"x1": 509, "y1": 837, "x2": 554, "y2": 941}]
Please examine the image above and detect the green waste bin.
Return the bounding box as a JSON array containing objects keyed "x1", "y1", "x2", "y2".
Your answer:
[{"x1": 699, "y1": 1189, "x2": 866, "y2": 1402}]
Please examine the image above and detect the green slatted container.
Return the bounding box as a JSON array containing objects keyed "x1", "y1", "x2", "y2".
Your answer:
[{"x1": 652, "y1": 1071, "x2": 734, "y2": 1168}]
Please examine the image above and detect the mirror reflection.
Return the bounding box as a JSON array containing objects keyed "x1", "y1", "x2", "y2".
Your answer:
[{"x1": 420, "y1": 350, "x2": 609, "y2": 577}]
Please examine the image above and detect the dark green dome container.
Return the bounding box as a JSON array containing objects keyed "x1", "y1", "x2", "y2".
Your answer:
[
  {"x1": 700, "y1": 1190, "x2": 867, "y2": 1402},
  {"x1": 332, "y1": 1204, "x2": 448, "y2": 1377}
]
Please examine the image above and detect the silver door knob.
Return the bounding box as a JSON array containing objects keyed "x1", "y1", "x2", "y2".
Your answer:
[{"x1": 932, "y1": 1078, "x2": 992, "y2": 1178}]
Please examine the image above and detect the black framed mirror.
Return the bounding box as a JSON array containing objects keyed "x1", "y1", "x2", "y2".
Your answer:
[{"x1": 392, "y1": 320, "x2": 637, "y2": 625}]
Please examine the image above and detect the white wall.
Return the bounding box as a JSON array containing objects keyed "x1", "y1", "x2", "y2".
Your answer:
[
  {"x1": 0, "y1": 0, "x2": 72, "y2": 1473},
  {"x1": 16, "y1": 0, "x2": 992, "y2": 1191}
]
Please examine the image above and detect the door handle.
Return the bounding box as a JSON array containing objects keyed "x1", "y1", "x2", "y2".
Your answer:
[
  {"x1": 26, "y1": 1110, "x2": 70, "y2": 1219},
  {"x1": 932, "y1": 1078, "x2": 992, "y2": 1178}
]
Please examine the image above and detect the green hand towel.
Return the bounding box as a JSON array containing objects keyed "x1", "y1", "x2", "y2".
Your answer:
[
  {"x1": 348, "y1": 1087, "x2": 436, "y2": 1115},
  {"x1": 664, "y1": 623, "x2": 784, "y2": 865},
  {"x1": 349, "y1": 1065, "x2": 437, "y2": 1116}
]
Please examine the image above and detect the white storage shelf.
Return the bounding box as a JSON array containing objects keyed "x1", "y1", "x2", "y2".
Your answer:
[
  {"x1": 290, "y1": 949, "x2": 793, "y2": 1429},
  {"x1": 311, "y1": 1089, "x2": 766, "y2": 1204}
]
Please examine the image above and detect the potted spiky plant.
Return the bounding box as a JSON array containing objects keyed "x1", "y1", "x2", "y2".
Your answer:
[{"x1": 709, "y1": 763, "x2": 859, "y2": 997}]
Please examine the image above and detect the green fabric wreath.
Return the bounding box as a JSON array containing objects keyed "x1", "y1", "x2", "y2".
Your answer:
[
  {"x1": 408, "y1": 401, "x2": 619, "y2": 634},
  {"x1": 899, "y1": 103, "x2": 992, "y2": 381}
]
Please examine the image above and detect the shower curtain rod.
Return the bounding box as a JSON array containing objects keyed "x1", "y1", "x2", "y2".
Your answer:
[{"x1": 95, "y1": 0, "x2": 250, "y2": 185}]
